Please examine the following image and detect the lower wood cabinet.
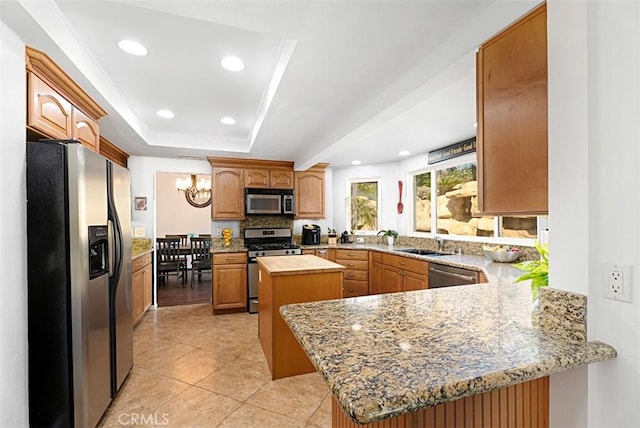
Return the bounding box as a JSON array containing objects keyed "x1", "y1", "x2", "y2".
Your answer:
[
  {"x1": 381, "y1": 253, "x2": 429, "y2": 293},
  {"x1": 132, "y1": 252, "x2": 152, "y2": 325},
  {"x1": 335, "y1": 249, "x2": 369, "y2": 298},
  {"x1": 212, "y1": 252, "x2": 247, "y2": 311}
]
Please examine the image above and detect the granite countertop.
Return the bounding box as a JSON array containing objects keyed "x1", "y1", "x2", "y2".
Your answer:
[
  {"x1": 280, "y1": 263, "x2": 617, "y2": 424},
  {"x1": 257, "y1": 254, "x2": 346, "y2": 276},
  {"x1": 132, "y1": 248, "x2": 153, "y2": 259}
]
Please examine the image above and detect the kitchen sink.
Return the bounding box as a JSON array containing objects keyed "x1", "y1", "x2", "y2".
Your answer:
[{"x1": 396, "y1": 248, "x2": 450, "y2": 256}]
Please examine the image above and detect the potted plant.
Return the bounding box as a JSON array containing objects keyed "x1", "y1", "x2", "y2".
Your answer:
[
  {"x1": 377, "y1": 229, "x2": 399, "y2": 246},
  {"x1": 513, "y1": 240, "x2": 549, "y2": 301}
]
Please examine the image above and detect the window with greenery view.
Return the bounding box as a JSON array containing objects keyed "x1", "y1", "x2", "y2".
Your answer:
[
  {"x1": 414, "y1": 171, "x2": 431, "y2": 232},
  {"x1": 412, "y1": 158, "x2": 540, "y2": 240},
  {"x1": 349, "y1": 181, "x2": 378, "y2": 231}
]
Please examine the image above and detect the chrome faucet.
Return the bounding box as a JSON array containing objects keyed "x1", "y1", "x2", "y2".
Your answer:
[{"x1": 435, "y1": 236, "x2": 444, "y2": 252}]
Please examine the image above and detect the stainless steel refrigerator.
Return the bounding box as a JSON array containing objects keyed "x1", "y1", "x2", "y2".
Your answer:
[{"x1": 26, "y1": 140, "x2": 133, "y2": 428}]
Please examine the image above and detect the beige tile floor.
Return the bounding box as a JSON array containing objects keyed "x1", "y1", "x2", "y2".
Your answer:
[{"x1": 98, "y1": 304, "x2": 332, "y2": 428}]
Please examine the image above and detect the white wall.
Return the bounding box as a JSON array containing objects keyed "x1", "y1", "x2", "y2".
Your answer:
[
  {"x1": 127, "y1": 156, "x2": 211, "y2": 237},
  {"x1": 548, "y1": 1, "x2": 640, "y2": 427},
  {"x1": 331, "y1": 163, "x2": 406, "y2": 235},
  {"x1": 155, "y1": 172, "x2": 211, "y2": 238},
  {"x1": 0, "y1": 19, "x2": 29, "y2": 427},
  {"x1": 585, "y1": 2, "x2": 639, "y2": 427}
]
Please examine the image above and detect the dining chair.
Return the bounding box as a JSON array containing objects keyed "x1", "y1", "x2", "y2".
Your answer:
[
  {"x1": 165, "y1": 234, "x2": 189, "y2": 281},
  {"x1": 190, "y1": 237, "x2": 212, "y2": 287},
  {"x1": 156, "y1": 237, "x2": 186, "y2": 286}
]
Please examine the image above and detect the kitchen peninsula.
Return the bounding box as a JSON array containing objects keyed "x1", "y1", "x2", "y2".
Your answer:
[
  {"x1": 258, "y1": 254, "x2": 345, "y2": 380},
  {"x1": 281, "y1": 270, "x2": 617, "y2": 427}
]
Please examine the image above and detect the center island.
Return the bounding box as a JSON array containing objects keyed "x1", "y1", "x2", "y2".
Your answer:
[{"x1": 280, "y1": 259, "x2": 616, "y2": 427}]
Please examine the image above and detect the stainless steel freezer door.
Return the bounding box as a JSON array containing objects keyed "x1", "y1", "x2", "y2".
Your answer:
[
  {"x1": 110, "y1": 161, "x2": 133, "y2": 394},
  {"x1": 67, "y1": 144, "x2": 112, "y2": 428}
]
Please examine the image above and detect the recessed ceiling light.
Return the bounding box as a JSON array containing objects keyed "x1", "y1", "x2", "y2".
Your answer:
[
  {"x1": 398, "y1": 150, "x2": 411, "y2": 156},
  {"x1": 117, "y1": 40, "x2": 148, "y2": 56},
  {"x1": 220, "y1": 117, "x2": 236, "y2": 125},
  {"x1": 220, "y1": 56, "x2": 245, "y2": 72},
  {"x1": 352, "y1": 160, "x2": 362, "y2": 165},
  {"x1": 157, "y1": 109, "x2": 175, "y2": 119}
]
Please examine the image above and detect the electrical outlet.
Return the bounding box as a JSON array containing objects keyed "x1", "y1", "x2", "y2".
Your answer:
[
  {"x1": 216, "y1": 227, "x2": 222, "y2": 237},
  {"x1": 356, "y1": 237, "x2": 364, "y2": 243},
  {"x1": 603, "y1": 263, "x2": 632, "y2": 302}
]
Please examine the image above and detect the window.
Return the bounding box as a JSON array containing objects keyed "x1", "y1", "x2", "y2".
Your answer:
[
  {"x1": 411, "y1": 156, "x2": 542, "y2": 242},
  {"x1": 414, "y1": 171, "x2": 431, "y2": 232},
  {"x1": 435, "y1": 161, "x2": 493, "y2": 237},
  {"x1": 348, "y1": 181, "x2": 378, "y2": 232}
]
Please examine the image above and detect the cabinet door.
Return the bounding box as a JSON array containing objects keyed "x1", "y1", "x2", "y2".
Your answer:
[
  {"x1": 71, "y1": 108, "x2": 100, "y2": 152},
  {"x1": 270, "y1": 170, "x2": 294, "y2": 189},
  {"x1": 403, "y1": 270, "x2": 428, "y2": 291},
  {"x1": 476, "y1": 4, "x2": 547, "y2": 215},
  {"x1": 382, "y1": 266, "x2": 403, "y2": 294},
  {"x1": 142, "y1": 263, "x2": 153, "y2": 311},
  {"x1": 370, "y1": 262, "x2": 384, "y2": 295},
  {"x1": 294, "y1": 170, "x2": 325, "y2": 219},
  {"x1": 132, "y1": 269, "x2": 144, "y2": 324},
  {"x1": 213, "y1": 264, "x2": 247, "y2": 309},
  {"x1": 212, "y1": 167, "x2": 245, "y2": 219},
  {"x1": 27, "y1": 73, "x2": 72, "y2": 140},
  {"x1": 244, "y1": 169, "x2": 270, "y2": 188}
]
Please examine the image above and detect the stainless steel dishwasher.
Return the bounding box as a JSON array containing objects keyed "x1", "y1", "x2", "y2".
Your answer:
[{"x1": 428, "y1": 262, "x2": 479, "y2": 288}]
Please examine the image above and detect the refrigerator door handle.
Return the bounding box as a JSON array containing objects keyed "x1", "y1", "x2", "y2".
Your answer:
[{"x1": 108, "y1": 219, "x2": 115, "y2": 277}]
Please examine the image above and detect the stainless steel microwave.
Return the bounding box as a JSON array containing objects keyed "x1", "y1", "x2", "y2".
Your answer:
[{"x1": 245, "y1": 188, "x2": 295, "y2": 215}]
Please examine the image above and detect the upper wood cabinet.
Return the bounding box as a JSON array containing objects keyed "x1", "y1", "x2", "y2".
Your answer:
[
  {"x1": 27, "y1": 73, "x2": 72, "y2": 140},
  {"x1": 476, "y1": 3, "x2": 548, "y2": 215},
  {"x1": 295, "y1": 163, "x2": 328, "y2": 219},
  {"x1": 26, "y1": 47, "x2": 107, "y2": 153},
  {"x1": 244, "y1": 168, "x2": 294, "y2": 189},
  {"x1": 211, "y1": 167, "x2": 245, "y2": 220},
  {"x1": 71, "y1": 108, "x2": 100, "y2": 152}
]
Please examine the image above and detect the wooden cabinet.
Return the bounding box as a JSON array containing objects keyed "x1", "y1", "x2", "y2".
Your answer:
[
  {"x1": 211, "y1": 167, "x2": 245, "y2": 220},
  {"x1": 295, "y1": 163, "x2": 327, "y2": 219},
  {"x1": 132, "y1": 252, "x2": 153, "y2": 325},
  {"x1": 27, "y1": 73, "x2": 72, "y2": 140},
  {"x1": 335, "y1": 249, "x2": 369, "y2": 298},
  {"x1": 381, "y1": 253, "x2": 429, "y2": 293},
  {"x1": 71, "y1": 108, "x2": 100, "y2": 152},
  {"x1": 257, "y1": 255, "x2": 344, "y2": 380},
  {"x1": 26, "y1": 47, "x2": 109, "y2": 154},
  {"x1": 244, "y1": 168, "x2": 293, "y2": 189},
  {"x1": 369, "y1": 251, "x2": 384, "y2": 295},
  {"x1": 476, "y1": 3, "x2": 548, "y2": 215},
  {"x1": 302, "y1": 248, "x2": 333, "y2": 260},
  {"x1": 212, "y1": 252, "x2": 247, "y2": 311}
]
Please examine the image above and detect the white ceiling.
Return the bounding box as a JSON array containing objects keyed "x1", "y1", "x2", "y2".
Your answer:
[{"x1": 4, "y1": 0, "x2": 539, "y2": 169}]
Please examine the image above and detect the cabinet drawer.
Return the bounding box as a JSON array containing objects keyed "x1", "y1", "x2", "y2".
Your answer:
[
  {"x1": 132, "y1": 252, "x2": 152, "y2": 272},
  {"x1": 370, "y1": 251, "x2": 383, "y2": 263},
  {"x1": 335, "y1": 259, "x2": 368, "y2": 271},
  {"x1": 382, "y1": 254, "x2": 428, "y2": 274},
  {"x1": 343, "y1": 280, "x2": 368, "y2": 298},
  {"x1": 213, "y1": 252, "x2": 247, "y2": 265},
  {"x1": 344, "y1": 270, "x2": 368, "y2": 281},
  {"x1": 334, "y1": 249, "x2": 368, "y2": 261}
]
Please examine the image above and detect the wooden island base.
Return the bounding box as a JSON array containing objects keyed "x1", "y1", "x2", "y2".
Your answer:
[{"x1": 332, "y1": 376, "x2": 549, "y2": 428}]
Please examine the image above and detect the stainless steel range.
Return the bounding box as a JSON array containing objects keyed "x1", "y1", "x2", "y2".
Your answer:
[{"x1": 245, "y1": 228, "x2": 302, "y2": 313}]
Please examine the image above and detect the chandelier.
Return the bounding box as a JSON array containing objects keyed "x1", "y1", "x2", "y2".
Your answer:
[{"x1": 176, "y1": 174, "x2": 212, "y2": 208}]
